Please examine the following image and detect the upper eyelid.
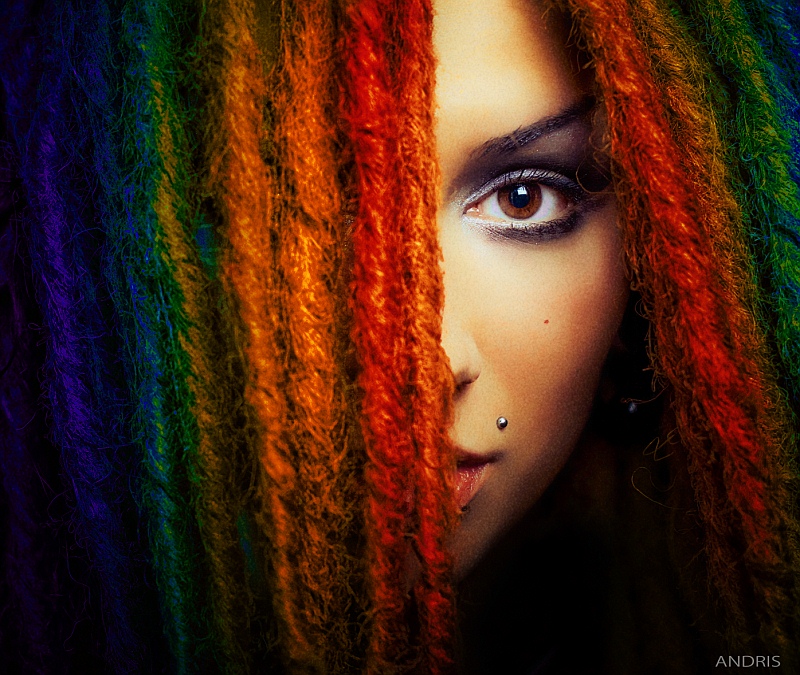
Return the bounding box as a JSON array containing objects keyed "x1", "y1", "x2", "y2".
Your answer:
[{"x1": 462, "y1": 168, "x2": 584, "y2": 213}]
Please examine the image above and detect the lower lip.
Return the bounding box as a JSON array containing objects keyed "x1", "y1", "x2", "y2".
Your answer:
[{"x1": 455, "y1": 463, "x2": 490, "y2": 510}]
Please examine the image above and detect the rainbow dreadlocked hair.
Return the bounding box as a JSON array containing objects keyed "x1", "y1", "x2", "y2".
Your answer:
[{"x1": 0, "y1": 0, "x2": 798, "y2": 672}]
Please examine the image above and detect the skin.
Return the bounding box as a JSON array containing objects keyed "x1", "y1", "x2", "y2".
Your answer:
[{"x1": 433, "y1": 0, "x2": 630, "y2": 577}]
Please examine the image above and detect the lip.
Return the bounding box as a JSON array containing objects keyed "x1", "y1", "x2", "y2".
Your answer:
[{"x1": 455, "y1": 449, "x2": 498, "y2": 511}]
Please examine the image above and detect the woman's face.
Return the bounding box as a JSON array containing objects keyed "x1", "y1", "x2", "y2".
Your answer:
[{"x1": 434, "y1": 0, "x2": 629, "y2": 576}]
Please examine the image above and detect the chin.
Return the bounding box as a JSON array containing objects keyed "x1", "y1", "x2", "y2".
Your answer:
[{"x1": 451, "y1": 496, "x2": 514, "y2": 582}]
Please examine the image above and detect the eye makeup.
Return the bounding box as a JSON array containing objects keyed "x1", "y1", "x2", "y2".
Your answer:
[
  {"x1": 446, "y1": 104, "x2": 613, "y2": 245},
  {"x1": 467, "y1": 168, "x2": 589, "y2": 210},
  {"x1": 463, "y1": 168, "x2": 592, "y2": 242},
  {"x1": 456, "y1": 155, "x2": 612, "y2": 244},
  {"x1": 465, "y1": 197, "x2": 606, "y2": 244}
]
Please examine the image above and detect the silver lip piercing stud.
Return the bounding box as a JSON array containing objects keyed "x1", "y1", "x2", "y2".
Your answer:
[{"x1": 496, "y1": 416, "x2": 508, "y2": 430}]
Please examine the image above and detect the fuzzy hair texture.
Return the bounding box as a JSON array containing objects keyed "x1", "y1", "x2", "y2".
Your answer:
[{"x1": 0, "y1": 0, "x2": 799, "y2": 672}]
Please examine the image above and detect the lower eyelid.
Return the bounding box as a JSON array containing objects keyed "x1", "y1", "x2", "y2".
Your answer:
[
  {"x1": 474, "y1": 211, "x2": 584, "y2": 243},
  {"x1": 464, "y1": 192, "x2": 611, "y2": 243}
]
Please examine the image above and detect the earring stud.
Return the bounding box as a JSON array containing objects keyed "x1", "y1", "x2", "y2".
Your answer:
[{"x1": 496, "y1": 416, "x2": 508, "y2": 430}]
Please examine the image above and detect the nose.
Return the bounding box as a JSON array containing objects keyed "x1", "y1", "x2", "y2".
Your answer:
[{"x1": 441, "y1": 298, "x2": 481, "y2": 394}]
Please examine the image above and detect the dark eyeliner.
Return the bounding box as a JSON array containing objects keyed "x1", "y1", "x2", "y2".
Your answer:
[
  {"x1": 480, "y1": 210, "x2": 583, "y2": 243},
  {"x1": 461, "y1": 168, "x2": 586, "y2": 209}
]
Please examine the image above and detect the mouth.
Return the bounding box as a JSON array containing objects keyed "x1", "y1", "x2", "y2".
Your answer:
[{"x1": 455, "y1": 450, "x2": 498, "y2": 511}]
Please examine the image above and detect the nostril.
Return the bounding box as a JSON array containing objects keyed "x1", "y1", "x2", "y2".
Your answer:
[
  {"x1": 454, "y1": 379, "x2": 470, "y2": 396},
  {"x1": 452, "y1": 366, "x2": 479, "y2": 395}
]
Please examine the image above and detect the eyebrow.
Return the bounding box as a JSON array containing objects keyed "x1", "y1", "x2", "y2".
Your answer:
[{"x1": 470, "y1": 96, "x2": 596, "y2": 160}]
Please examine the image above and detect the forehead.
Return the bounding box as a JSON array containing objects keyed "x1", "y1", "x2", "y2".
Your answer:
[{"x1": 433, "y1": 0, "x2": 588, "y2": 172}]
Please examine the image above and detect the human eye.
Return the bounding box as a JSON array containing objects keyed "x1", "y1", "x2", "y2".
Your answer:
[{"x1": 463, "y1": 169, "x2": 590, "y2": 243}]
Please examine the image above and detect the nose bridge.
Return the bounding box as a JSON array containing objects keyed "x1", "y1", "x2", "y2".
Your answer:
[{"x1": 441, "y1": 271, "x2": 481, "y2": 389}]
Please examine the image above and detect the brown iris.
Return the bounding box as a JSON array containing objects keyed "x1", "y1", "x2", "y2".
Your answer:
[{"x1": 497, "y1": 183, "x2": 542, "y2": 219}]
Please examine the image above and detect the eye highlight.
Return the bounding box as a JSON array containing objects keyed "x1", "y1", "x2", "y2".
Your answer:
[{"x1": 503, "y1": 183, "x2": 541, "y2": 218}]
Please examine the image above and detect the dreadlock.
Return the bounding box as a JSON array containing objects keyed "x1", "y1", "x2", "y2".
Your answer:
[{"x1": 0, "y1": 0, "x2": 798, "y2": 672}]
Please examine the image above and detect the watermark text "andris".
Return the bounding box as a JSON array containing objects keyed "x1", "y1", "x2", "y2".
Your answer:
[{"x1": 716, "y1": 656, "x2": 780, "y2": 668}]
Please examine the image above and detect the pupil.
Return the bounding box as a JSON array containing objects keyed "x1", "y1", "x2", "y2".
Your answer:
[{"x1": 509, "y1": 184, "x2": 531, "y2": 209}]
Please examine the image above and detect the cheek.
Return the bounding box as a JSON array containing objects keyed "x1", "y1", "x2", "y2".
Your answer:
[
  {"x1": 442, "y1": 203, "x2": 628, "y2": 575},
  {"x1": 452, "y1": 205, "x2": 627, "y2": 468},
  {"x1": 490, "y1": 228, "x2": 626, "y2": 419}
]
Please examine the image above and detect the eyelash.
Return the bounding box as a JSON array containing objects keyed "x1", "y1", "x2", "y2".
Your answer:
[{"x1": 463, "y1": 168, "x2": 590, "y2": 243}]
